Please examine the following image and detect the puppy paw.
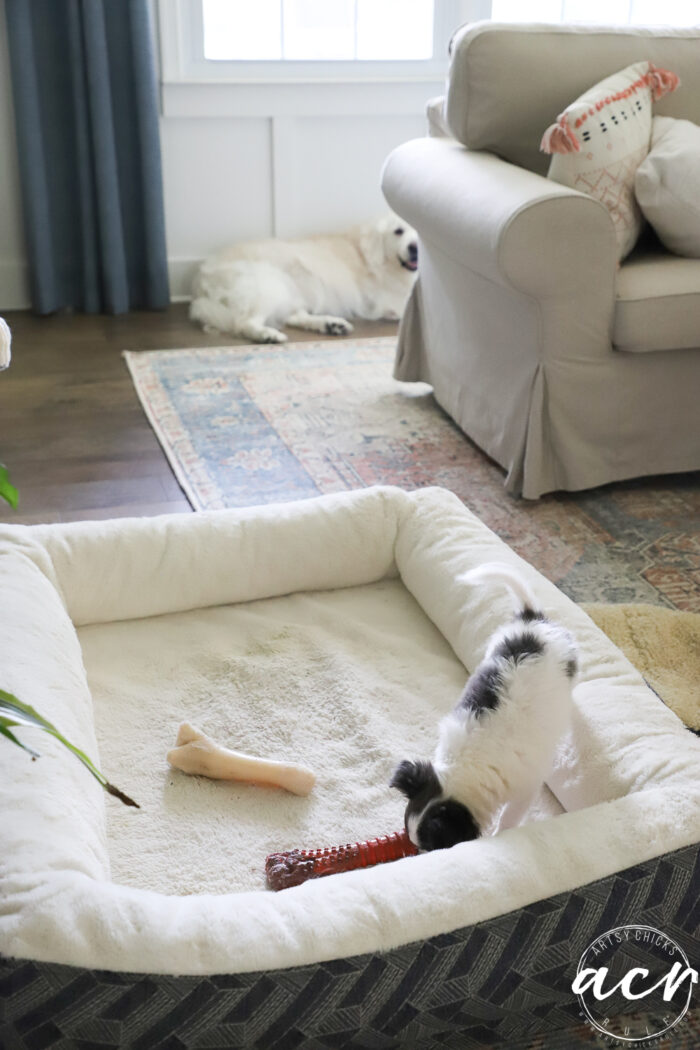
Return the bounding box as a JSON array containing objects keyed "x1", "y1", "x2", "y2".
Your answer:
[{"x1": 324, "y1": 318, "x2": 354, "y2": 336}]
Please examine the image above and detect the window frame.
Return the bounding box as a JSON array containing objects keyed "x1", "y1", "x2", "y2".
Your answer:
[{"x1": 158, "y1": 0, "x2": 489, "y2": 84}]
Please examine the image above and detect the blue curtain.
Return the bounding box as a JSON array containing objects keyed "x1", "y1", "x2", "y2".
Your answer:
[{"x1": 5, "y1": 0, "x2": 169, "y2": 314}]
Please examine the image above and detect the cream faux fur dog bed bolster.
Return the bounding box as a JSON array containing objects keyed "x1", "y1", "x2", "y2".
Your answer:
[
  {"x1": 24, "y1": 488, "x2": 402, "y2": 627},
  {"x1": 0, "y1": 486, "x2": 698, "y2": 977}
]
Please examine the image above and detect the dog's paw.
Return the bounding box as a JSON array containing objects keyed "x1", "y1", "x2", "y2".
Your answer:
[
  {"x1": 324, "y1": 318, "x2": 354, "y2": 336},
  {"x1": 259, "y1": 328, "x2": 288, "y2": 344}
]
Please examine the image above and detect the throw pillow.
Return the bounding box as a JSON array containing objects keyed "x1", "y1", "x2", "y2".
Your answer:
[
  {"x1": 541, "y1": 62, "x2": 680, "y2": 260},
  {"x1": 634, "y1": 115, "x2": 700, "y2": 258}
]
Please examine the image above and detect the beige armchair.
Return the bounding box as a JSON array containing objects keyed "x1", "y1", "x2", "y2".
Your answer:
[{"x1": 382, "y1": 22, "x2": 700, "y2": 498}]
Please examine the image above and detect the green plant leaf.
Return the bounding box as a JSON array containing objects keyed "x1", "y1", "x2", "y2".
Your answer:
[
  {"x1": 0, "y1": 720, "x2": 40, "y2": 756},
  {"x1": 0, "y1": 689, "x2": 139, "y2": 807},
  {"x1": 0, "y1": 463, "x2": 18, "y2": 509}
]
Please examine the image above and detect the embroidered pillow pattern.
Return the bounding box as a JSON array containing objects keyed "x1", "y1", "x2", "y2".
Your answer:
[{"x1": 541, "y1": 62, "x2": 680, "y2": 259}]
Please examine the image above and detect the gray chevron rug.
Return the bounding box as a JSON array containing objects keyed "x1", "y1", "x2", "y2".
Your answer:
[{"x1": 1, "y1": 843, "x2": 698, "y2": 1049}]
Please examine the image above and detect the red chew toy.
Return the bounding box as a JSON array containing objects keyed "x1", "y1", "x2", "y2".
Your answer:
[{"x1": 265, "y1": 830, "x2": 418, "y2": 891}]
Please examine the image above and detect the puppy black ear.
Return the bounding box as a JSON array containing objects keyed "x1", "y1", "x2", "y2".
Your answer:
[{"x1": 390, "y1": 759, "x2": 439, "y2": 800}]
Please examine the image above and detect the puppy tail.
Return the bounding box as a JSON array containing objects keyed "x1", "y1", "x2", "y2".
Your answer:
[{"x1": 461, "y1": 562, "x2": 543, "y2": 619}]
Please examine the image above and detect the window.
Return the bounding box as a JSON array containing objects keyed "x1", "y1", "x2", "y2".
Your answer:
[
  {"x1": 202, "y1": 0, "x2": 435, "y2": 62},
  {"x1": 490, "y1": 0, "x2": 699, "y2": 26},
  {"x1": 159, "y1": 0, "x2": 482, "y2": 83}
]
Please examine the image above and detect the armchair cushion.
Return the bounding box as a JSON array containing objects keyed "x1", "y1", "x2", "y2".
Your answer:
[
  {"x1": 635, "y1": 115, "x2": 700, "y2": 258},
  {"x1": 614, "y1": 251, "x2": 700, "y2": 352}
]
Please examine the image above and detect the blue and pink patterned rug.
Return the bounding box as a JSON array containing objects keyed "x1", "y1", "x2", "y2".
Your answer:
[{"x1": 124, "y1": 337, "x2": 700, "y2": 611}]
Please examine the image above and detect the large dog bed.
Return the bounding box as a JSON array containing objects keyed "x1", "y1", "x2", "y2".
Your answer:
[{"x1": 1, "y1": 486, "x2": 698, "y2": 1049}]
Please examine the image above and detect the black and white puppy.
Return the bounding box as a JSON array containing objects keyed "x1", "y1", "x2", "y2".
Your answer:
[{"x1": 391, "y1": 563, "x2": 578, "y2": 852}]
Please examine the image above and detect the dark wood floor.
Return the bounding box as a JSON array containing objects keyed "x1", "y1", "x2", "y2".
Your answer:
[{"x1": 0, "y1": 306, "x2": 397, "y2": 525}]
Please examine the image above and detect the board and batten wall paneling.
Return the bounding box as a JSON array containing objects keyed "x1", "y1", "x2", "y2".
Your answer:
[
  {"x1": 0, "y1": 102, "x2": 433, "y2": 309},
  {"x1": 160, "y1": 116, "x2": 274, "y2": 301},
  {"x1": 163, "y1": 111, "x2": 429, "y2": 300},
  {"x1": 0, "y1": 0, "x2": 438, "y2": 310},
  {"x1": 269, "y1": 114, "x2": 427, "y2": 241}
]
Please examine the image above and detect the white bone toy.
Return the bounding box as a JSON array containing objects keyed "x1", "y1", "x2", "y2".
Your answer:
[{"x1": 166, "y1": 722, "x2": 316, "y2": 797}]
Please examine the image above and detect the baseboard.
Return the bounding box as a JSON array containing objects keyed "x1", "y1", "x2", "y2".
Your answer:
[
  {"x1": 0, "y1": 260, "x2": 30, "y2": 311},
  {"x1": 0, "y1": 258, "x2": 197, "y2": 310},
  {"x1": 168, "y1": 257, "x2": 200, "y2": 302}
]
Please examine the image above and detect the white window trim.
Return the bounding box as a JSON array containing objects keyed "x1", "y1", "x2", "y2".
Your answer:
[
  {"x1": 157, "y1": 0, "x2": 491, "y2": 116},
  {"x1": 160, "y1": 0, "x2": 488, "y2": 83}
]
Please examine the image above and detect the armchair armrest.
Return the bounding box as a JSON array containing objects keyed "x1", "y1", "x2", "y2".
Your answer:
[{"x1": 381, "y1": 137, "x2": 618, "y2": 299}]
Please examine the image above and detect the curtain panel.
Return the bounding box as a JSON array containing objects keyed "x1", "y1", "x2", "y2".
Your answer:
[{"x1": 5, "y1": 0, "x2": 169, "y2": 314}]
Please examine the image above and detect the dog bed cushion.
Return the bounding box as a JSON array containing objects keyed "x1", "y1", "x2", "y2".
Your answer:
[
  {"x1": 1, "y1": 486, "x2": 698, "y2": 978},
  {"x1": 82, "y1": 581, "x2": 563, "y2": 898}
]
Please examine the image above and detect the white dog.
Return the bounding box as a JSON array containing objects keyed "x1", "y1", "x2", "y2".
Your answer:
[
  {"x1": 189, "y1": 214, "x2": 418, "y2": 344},
  {"x1": 391, "y1": 563, "x2": 579, "y2": 851}
]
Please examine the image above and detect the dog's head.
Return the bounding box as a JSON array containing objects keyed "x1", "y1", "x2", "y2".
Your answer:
[
  {"x1": 359, "y1": 214, "x2": 418, "y2": 276},
  {"x1": 390, "y1": 759, "x2": 480, "y2": 852}
]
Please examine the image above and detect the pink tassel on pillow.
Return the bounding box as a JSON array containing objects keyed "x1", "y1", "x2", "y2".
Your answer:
[
  {"x1": 540, "y1": 116, "x2": 580, "y2": 155},
  {"x1": 647, "y1": 63, "x2": 680, "y2": 101}
]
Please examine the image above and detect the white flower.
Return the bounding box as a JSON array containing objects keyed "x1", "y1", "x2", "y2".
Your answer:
[{"x1": 0, "y1": 317, "x2": 11, "y2": 370}]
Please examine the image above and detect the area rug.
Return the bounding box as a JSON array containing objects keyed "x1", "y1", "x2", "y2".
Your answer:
[
  {"x1": 582, "y1": 603, "x2": 700, "y2": 732},
  {"x1": 123, "y1": 338, "x2": 700, "y2": 611}
]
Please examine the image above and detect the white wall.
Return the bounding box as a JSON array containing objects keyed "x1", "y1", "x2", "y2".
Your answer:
[
  {"x1": 161, "y1": 106, "x2": 430, "y2": 299},
  {"x1": 155, "y1": 0, "x2": 445, "y2": 302},
  {"x1": 0, "y1": 1, "x2": 444, "y2": 309}
]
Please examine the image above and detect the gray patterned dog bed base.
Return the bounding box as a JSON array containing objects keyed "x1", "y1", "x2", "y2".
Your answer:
[
  {"x1": 1, "y1": 489, "x2": 699, "y2": 1049},
  {"x1": 2, "y1": 843, "x2": 697, "y2": 1050}
]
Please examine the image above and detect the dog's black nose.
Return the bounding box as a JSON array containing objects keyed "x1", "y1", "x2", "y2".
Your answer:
[{"x1": 408, "y1": 241, "x2": 418, "y2": 260}]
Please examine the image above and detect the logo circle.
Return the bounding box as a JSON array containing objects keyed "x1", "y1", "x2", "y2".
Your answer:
[{"x1": 574, "y1": 924, "x2": 694, "y2": 1045}]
